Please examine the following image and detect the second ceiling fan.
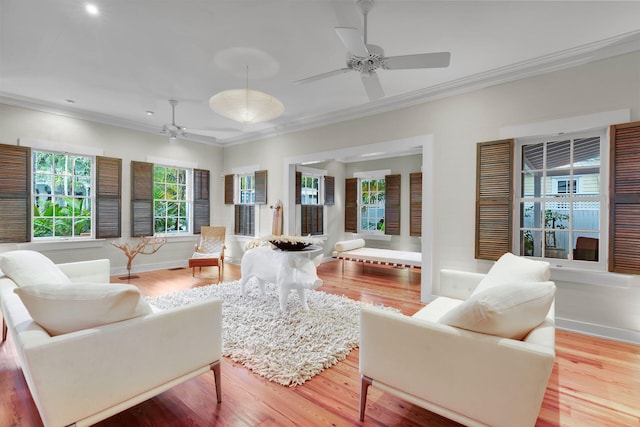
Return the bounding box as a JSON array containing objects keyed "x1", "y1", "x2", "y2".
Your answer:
[{"x1": 294, "y1": 0, "x2": 451, "y2": 101}]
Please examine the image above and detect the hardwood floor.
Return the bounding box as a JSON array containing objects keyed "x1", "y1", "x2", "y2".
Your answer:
[{"x1": 1, "y1": 260, "x2": 639, "y2": 426}]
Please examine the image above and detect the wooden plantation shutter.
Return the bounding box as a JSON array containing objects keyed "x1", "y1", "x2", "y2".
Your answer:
[
  {"x1": 301, "y1": 205, "x2": 323, "y2": 235},
  {"x1": 385, "y1": 174, "x2": 401, "y2": 235},
  {"x1": 95, "y1": 156, "x2": 121, "y2": 238},
  {"x1": 234, "y1": 204, "x2": 254, "y2": 236},
  {"x1": 475, "y1": 139, "x2": 514, "y2": 260},
  {"x1": 295, "y1": 171, "x2": 302, "y2": 205},
  {"x1": 131, "y1": 161, "x2": 154, "y2": 237},
  {"x1": 224, "y1": 174, "x2": 234, "y2": 204},
  {"x1": 609, "y1": 121, "x2": 640, "y2": 274},
  {"x1": 0, "y1": 144, "x2": 30, "y2": 243},
  {"x1": 193, "y1": 168, "x2": 210, "y2": 234},
  {"x1": 345, "y1": 178, "x2": 358, "y2": 232},
  {"x1": 410, "y1": 172, "x2": 422, "y2": 237},
  {"x1": 255, "y1": 170, "x2": 268, "y2": 205},
  {"x1": 324, "y1": 176, "x2": 335, "y2": 206}
]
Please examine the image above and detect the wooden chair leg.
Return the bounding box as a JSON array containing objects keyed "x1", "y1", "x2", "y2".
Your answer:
[
  {"x1": 2, "y1": 316, "x2": 7, "y2": 343},
  {"x1": 359, "y1": 375, "x2": 373, "y2": 421},
  {"x1": 210, "y1": 361, "x2": 221, "y2": 403}
]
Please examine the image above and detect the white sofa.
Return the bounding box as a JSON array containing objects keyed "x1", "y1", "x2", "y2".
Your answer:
[
  {"x1": 359, "y1": 256, "x2": 556, "y2": 427},
  {"x1": 0, "y1": 254, "x2": 222, "y2": 427}
]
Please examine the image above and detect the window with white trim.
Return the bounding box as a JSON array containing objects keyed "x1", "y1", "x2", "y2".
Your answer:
[
  {"x1": 153, "y1": 165, "x2": 190, "y2": 234},
  {"x1": 359, "y1": 176, "x2": 386, "y2": 233},
  {"x1": 516, "y1": 131, "x2": 605, "y2": 265},
  {"x1": 238, "y1": 173, "x2": 255, "y2": 204},
  {"x1": 32, "y1": 150, "x2": 94, "y2": 239}
]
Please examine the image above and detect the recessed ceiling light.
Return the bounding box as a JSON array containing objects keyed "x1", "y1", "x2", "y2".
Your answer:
[
  {"x1": 85, "y1": 3, "x2": 99, "y2": 16},
  {"x1": 65, "y1": 99, "x2": 75, "y2": 104},
  {"x1": 145, "y1": 110, "x2": 154, "y2": 116}
]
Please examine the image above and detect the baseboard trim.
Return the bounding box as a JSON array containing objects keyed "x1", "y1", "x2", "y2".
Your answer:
[
  {"x1": 110, "y1": 260, "x2": 189, "y2": 277},
  {"x1": 556, "y1": 317, "x2": 640, "y2": 345}
]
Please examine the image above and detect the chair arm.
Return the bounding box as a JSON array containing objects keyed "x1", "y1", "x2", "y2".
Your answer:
[
  {"x1": 57, "y1": 259, "x2": 111, "y2": 283},
  {"x1": 360, "y1": 307, "x2": 555, "y2": 427},
  {"x1": 438, "y1": 269, "x2": 486, "y2": 300},
  {"x1": 20, "y1": 298, "x2": 222, "y2": 427}
]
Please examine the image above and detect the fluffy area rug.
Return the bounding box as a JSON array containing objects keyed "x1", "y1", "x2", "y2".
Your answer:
[{"x1": 147, "y1": 280, "x2": 397, "y2": 387}]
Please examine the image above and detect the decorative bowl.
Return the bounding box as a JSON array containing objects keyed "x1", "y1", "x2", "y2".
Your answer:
[{"x1": 269, "y1": 240, "x2": 312, "y2": 251}]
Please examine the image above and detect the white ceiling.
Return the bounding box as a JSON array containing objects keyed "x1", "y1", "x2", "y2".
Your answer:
[{"x1": 2, "y1": 0, "x2": 640, "y2": 146}]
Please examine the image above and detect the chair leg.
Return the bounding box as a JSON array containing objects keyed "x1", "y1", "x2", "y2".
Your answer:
[
  {"x1": 359, "y1": 375, "x2": 373, "y2": 421},
  {"x1": 210, "y1": 361, "x2": 222, "y2": 403},
  {"x1": 2, "y1": 315, "x2": 7, "y2": 343}
]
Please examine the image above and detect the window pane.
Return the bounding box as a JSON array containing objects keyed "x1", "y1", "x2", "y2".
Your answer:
[
  {"x1": 74, "y1": 157, "x2": 91, "y2": 176},
  {"x1": 573, "y1": 233, "x2": 599, "y2": 261},
  {"x1": 573, "y1": 201, "x2": 599, "y2": 231},
  {"x1": 521, "y1": 230, "x2": 542, "y2": 257},
  {"x1": 545, "y1": 140, "x2": 570, "y2": 171},
  {"x1": 54, "y1": 154, "x2": 71, "y2": 174},
  {"x1": 574, "y1": 170, "x2": 599, "y2": 197},
  {"x1": 545, "y1": 230, "x2": 569, "y2": 259},
  {"x1": 55, "y1": 218, "x2": 73, "y2": 237},
  {"x1": 34, "y1": 152, "x2": 53, "y2": 173},
  {"x1": 574, "y1": 137, "x2": 600, "y2": 167},
  {"x1": 34, "y1": 218, "x2": 53, "y2": 238},
  {"x1": 521, "y1": 202, "x2": 542, "y2": 228},
  {"x1": 521, "y1": 171, "x2": 542, "y2": 198},
  {"x1": 522, "y1": 143, "x2": 543, "y2": 171},
  {"x1": 154, "y1": 166, "x2": 166, "y2": 182}
]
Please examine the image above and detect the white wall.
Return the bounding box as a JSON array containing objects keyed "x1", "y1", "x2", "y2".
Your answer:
[
  {"x1": 222, "y1": 51, "x2": 640, "y2": 343},
  {"x1": 0, "y1": 104, "x2": 224, "y2": 275},
  {"x1": 1, "y1": 51, "x2": 639, "y2": 343}
]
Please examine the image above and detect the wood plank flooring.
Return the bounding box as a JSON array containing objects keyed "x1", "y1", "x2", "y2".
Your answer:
[{"x1": 1, "y1": 260, "x2": 639, "y2": 426}]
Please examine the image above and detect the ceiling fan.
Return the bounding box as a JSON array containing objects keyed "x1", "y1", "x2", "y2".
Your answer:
[
  {"x1": 294, "y1": 0, "x2": 451, "y2": 101},
  {"x1": 160, "y1": 99, "x2": 243, "y2": 143},
  {"x1": 161, "y1": 99, "x2": 187, "y2": 143}
]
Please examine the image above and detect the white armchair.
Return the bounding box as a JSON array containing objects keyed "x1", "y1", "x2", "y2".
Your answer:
[
  {"x1": 359, "y1": 255, "x2": 556, "y2": 427},
  {"x1": 0, "y1": 253, "x2": 222, "y2": 427}
]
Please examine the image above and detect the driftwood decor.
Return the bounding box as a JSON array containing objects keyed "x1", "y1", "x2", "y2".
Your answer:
[{"x1": 111, "y1": 236, "x2": 166, "y2": 279}]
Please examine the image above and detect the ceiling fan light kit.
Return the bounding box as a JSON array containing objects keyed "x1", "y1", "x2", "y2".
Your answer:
[
  {"x1": 209, "y1": 89, "x2": 284, "y2": 124},
  {"x1": 161, "y1": 99, "x2": 187, "y2": 143}
]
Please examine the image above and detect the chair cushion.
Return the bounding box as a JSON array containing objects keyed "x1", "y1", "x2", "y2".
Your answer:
[
  {"x1": 473, "y1": 252, "x2": 550, "y2": 296},
  {"x1": 439, "y1": 281, "x2": 556, "y2": 340},
  {"x1": 14, "y1": 283, "x2": 153, "y2": 336},
  {"x1": 0, "y1": 250, "x2": 71, "y2": 287},
  {"x1": 192, "y1": 251, "x2": 221, "y2": 259}
]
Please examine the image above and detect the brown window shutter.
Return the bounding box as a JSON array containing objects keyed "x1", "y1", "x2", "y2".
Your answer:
[
  {"x1": 131, "y1": 161, "x2": 154, "y2": 237},
  {"x1": 301, "y1": 205, "x2": 324, "y2": 235},
  {"x1": 295, "y1": 171, "x2": 302, "y2": 205},
  {"x1": 385, "y1": 174, "x2": 401, "y2": 235},
  {"x1": 255, "y1": 170, "x2": 267, "y2": 205},
  {"x1": 410, "y1": 172, "x2": 422, "y2": 237},
  {"x1": 609, "y1": 121, "x2": 640, "y2": 274},
  {"x1": 235, "y1": 204, "x2": 254, "y2": 236},
  {"x1": 193, "y1": 168, "x2": 210, "y2": 234},
  {"x1": 324, "y1": 176, "x2": 335, "y2": 206},
  {"x1": 0, "y1": 144, "x2": 30, "y2": 243},
  {"x1": 475, "y1": 139, "x2": 514, "y2": 260},
  {"x1": 345, "y1": 178, "x2": 358, "y2": 232},
  {"x1": 96, "y1": 156, "x2": 121, "y2": 238},
  {"x1": 224, "y1": 174, "x2": 234, "y2": 205}
]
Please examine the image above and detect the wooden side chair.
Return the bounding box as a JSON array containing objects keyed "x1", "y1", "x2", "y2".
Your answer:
[{"x1": 188, "y1": 226, "x2": 226, "y2": 282}]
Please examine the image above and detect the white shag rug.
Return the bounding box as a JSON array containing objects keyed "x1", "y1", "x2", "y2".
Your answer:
[{"x1": 147, "y1": 280, "x2": 396, "y2": 387}]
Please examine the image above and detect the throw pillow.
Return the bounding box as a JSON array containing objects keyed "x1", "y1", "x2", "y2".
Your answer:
[
  {"x1": 335, "y1": 239, "x2": 366, "y2": 252},
  {"x1": 473, "y1": 252, "x2": 550, "y2": 296},
  {"x1": 14, "y1": 283, "x2": 153, "y2": 336},
  {"x1": 439, "y1": 281, "x2": 556, "y2": 340},
  {"x1": 0, "y1": 250, "x2": 71, "y2": 287}
]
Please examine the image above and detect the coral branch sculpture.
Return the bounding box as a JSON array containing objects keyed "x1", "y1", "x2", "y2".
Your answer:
[{"x1": 111, "y1": 236, "x2": 167, "y2": 278}]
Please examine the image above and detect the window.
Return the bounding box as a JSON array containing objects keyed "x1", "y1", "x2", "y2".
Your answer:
[
  {"x1": 225, "y1": 169, "x2": 267, "y2": 237},
  {"x1": 153, "y1": 165, "x2": 190, "y2": 234},
  {"x1": 32, "y1": 150, "x2": 94, "y2": 239},
  {"x1": 301, "y1": 174, "x2": 320, "y2": 205},
  {"x1": 360, "y1": 177, "x2": 386, "y2": 232},
  {"x1": 517, "y1": 132, "x2": 603, "y2": 264},
  {"x1": 238, "y1": 173, "x2": 255, "y2": 204}
]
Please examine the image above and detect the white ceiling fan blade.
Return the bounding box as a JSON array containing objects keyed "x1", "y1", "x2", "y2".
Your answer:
[
  {"x1": 293, "y1": 68, "x2": 351, "y2": 85},
  {"x1": 383, "y1": 52, "x2": 451, "y2": 70},
  {"x1": 361, "y1": 72, "x2": 384, "y2": 101},
  {"x1": 335, "y1": 27, "x2": 369, "y2": 57}
]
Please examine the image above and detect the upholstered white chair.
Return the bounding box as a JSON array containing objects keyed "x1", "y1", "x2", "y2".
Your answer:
[{"x1": 359, "y1": 253, "x2": 556, "y2": 427}]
